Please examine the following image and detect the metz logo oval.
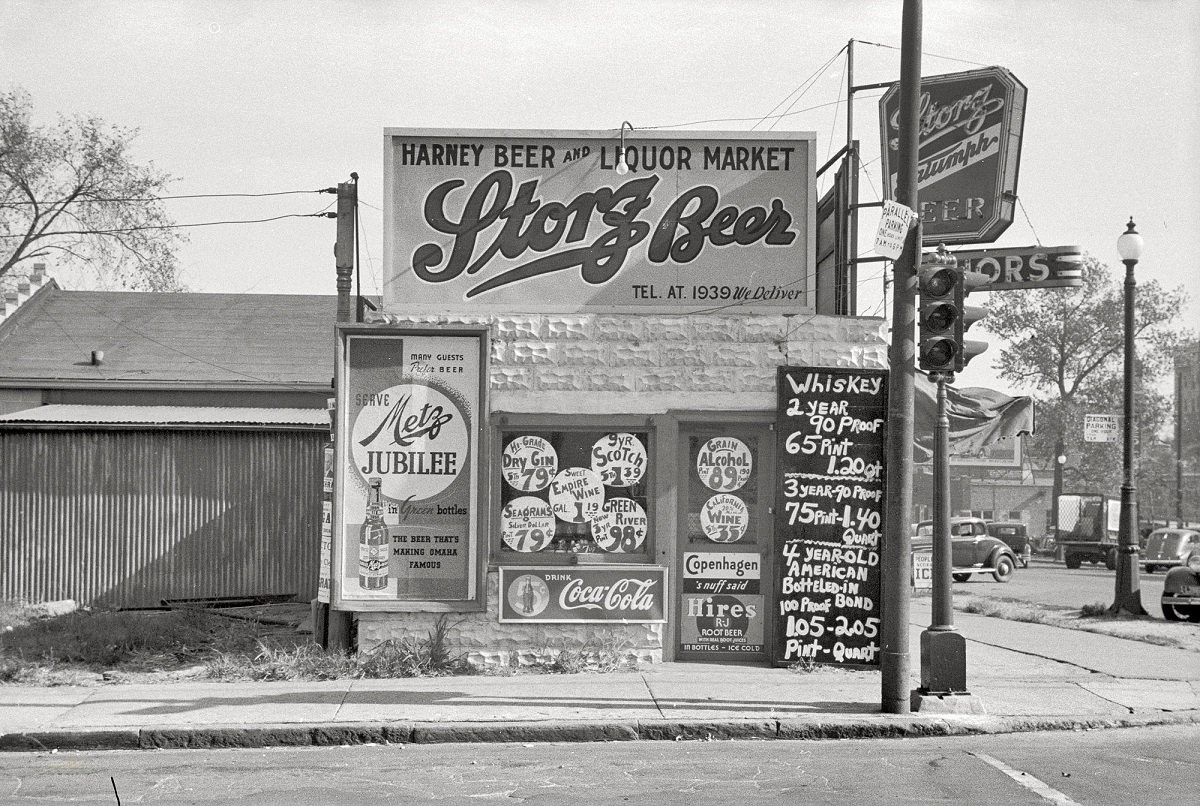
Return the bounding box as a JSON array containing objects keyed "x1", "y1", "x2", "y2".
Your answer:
[{"x1": 352, "y1": 382, "x2": 469, "y2": 502}]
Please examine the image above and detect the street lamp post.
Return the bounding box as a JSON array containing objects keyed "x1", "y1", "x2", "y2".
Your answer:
[{"x1": 1110, "y1": 218, "x2": 1148, "y2": 616}]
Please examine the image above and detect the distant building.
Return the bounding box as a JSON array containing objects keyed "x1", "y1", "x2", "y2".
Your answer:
[{"x1": 1176, "y1": 340, "x2": 1200, "y2": 521}]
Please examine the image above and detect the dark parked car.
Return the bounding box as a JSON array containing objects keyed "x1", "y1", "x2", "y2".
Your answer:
[
  {"x1": 912, "y1": 517, "x2": 1018, "y2": 583},
  {"x1": 1140, "y1": 527, "x2": 1200, "y2": 574},
  {"x1": 987, "y1": 521, "x2": 1030, "y2": 566},
  {"x1": 1141, "y1": 527, "x2": 1200, "y2": 622}
]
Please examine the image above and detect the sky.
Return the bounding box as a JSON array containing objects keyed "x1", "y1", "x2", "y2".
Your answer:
[{"x1": 3, "y1": 0, "x2": 1198, "y2": 394}]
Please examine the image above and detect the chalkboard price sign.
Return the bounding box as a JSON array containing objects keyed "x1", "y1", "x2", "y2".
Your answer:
[{"x1": 773, "y1": 367, "x2": 888, "y2": 667}]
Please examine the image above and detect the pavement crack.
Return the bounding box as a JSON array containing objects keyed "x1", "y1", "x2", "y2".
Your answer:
[
  {"x1": 639, "y1": 673, "x2": 667, "y2": 718},
  {"x1": 930, "y1": 630, "x2": 1118, "y2": 677}
]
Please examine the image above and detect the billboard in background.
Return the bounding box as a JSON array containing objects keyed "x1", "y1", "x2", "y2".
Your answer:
[
  {"x1": 879, "y1": 67, "x2": 1027, "y2": 245},
  {"x1": 332, "y1": 326, "x2": 487, "y2": 610},
  {"x1": 383, "y1": 129, "x2": 815, "y2": 314}
]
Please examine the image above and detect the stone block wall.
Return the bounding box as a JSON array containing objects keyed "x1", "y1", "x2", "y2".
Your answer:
[
  {"x1": 357, "y1": 310, "x2": 887, "y2": 663},
  {"x1": 375, "y1": 311, "x2": 887, "y2": 414}
]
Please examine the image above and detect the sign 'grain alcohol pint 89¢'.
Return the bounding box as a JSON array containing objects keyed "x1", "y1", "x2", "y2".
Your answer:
[{"x1": 358, "y1": 477, "x2": 389, "y2": 590}]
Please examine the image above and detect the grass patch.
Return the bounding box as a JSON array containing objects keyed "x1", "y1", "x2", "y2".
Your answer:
[
  {"x1": 524, "y1": 631, "x2": 642, "y2": 674},
  {"x1": 1, "y1": 607, "x2": 264, "y2": 670},
  {"x1": 958, "y1": 598, "x2": 1050, "y2": 624},
  {"x1": 1078, "y1": 602, "x2": 1111, "y2": 618},
  {"x1": 3, "y1": 605, "x2": 474, "y2": 684}
]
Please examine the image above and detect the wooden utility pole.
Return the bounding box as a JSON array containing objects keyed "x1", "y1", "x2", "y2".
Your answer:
[
  {"x1": 335, "y1": 179, "x2": 356, "y2": 323},
  {"x1": 323, "y1": 178, "x2": 358, "y2": 653}
]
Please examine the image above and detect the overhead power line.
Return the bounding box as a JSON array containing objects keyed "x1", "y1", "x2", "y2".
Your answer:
[
  {"x1": 0, "y1": 210, "x2": 337, "y2": 239},
  {"x1": 0, "y1": 188, "x2": 337, "y2": 206}
]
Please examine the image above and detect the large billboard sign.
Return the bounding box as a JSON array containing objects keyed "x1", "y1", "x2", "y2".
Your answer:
[
  {"x1": 879, "y1": 67, "x2": 1027, "y2": 245},
  {"x1": 332, "y1": 326, "x2": 487, "y2": 611},
  {"x1": 383, "y1": 129, "x2": 815, "y2": 314}
]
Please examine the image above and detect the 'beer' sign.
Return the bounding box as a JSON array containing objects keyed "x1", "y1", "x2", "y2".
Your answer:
[{"x1": 879, "y1": 67, "x2": 1027, "y2": 245}]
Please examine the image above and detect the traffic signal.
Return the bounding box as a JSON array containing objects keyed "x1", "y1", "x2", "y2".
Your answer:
[
  {"x1": 917, "y1": 247, "x2": 989, "y2": 373},
  {"x1": 958, "y1": 271, "x2": 989, "y2": 371}
]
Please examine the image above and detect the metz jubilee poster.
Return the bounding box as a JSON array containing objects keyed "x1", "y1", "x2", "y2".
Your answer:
[{"x1": 332, "y1": 326, "x2": 486, "y2": 609}]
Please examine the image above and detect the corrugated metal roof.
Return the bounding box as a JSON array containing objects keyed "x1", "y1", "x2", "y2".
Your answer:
[
  {"x1": 0, "y1": 287, "x2": 338, "y2": 387},
  {"x1": 0, "y1": 404, "x2": 328, "y2": 428}
]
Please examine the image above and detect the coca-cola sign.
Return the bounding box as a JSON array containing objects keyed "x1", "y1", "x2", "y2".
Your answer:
[
  {"x1": 499, "y1": 566, "x2": 667, "y2": 623},
  {"x1": 384, "y1": 129, "x2": 815, "y2": 314},
  {"x1": 878, "y1": 67, "x2": 1027, "y2": 245}
]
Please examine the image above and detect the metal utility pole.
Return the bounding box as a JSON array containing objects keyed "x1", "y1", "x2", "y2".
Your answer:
[
  {"x1": 1110, "y1": 219, "x2": 1147, "y2": 616},
  {"x1": 917, "y1": 371, "x2": 968, "y2": 696},
  {"x1": 880, "y1": 0, "x2": 922, "y2": 715}
]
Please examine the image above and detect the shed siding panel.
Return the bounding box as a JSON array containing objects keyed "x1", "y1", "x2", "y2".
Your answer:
[{"x1": 0, "y1": 430, "x2": 323, "y2": 607}]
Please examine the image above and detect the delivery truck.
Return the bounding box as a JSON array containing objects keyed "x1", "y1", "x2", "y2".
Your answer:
[{"x1": 1056, "y1": 493, "x2": 1121, "y2": 570}]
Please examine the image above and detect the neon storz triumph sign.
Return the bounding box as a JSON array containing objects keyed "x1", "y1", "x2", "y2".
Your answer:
[{"x1": 383, "y1": 129, "x2": 815, "y2": 314}]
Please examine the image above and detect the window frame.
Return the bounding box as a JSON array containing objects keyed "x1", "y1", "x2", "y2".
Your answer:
[{"x1": 490, "y1": 413, "x2": 656, "y2": 566}]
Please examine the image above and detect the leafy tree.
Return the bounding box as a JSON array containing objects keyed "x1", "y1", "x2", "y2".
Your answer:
[
  {"x1": 985, "y1": 255, "x2": 1190, "y2": 515},
  {"x1": 1, "y1": 86, "x2": 185, "y2": 292}
]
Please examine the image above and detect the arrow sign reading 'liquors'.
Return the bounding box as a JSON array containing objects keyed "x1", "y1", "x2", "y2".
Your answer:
[{"x1": 952, "y1": 245, "x2": 1082, "y2": 291}]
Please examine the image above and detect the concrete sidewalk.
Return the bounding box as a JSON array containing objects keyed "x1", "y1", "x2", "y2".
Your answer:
[{"x1": 2, "y1": 602, "x2": 1198, "y2": 751}]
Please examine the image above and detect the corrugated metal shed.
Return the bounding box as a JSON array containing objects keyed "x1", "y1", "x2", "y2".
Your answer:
[{"x1": 0, "y1": 416, "x2": 326, "y2": 608}]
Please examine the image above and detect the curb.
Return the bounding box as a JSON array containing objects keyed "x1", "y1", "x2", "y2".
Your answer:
[{"x1": 3, "y1": 710, "x2": 1198, "y2": 753}]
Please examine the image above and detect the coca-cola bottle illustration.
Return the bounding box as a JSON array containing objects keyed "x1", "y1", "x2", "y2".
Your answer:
[{"x1": 358, "y1": 477, "x2": 389, "y2": 590}]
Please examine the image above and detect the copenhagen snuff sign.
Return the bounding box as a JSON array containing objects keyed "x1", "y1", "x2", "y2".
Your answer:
[
  {"x1": 383, "y1": 128, "x2": 815, "y2": 314},
  {"x1": 879, "y1": 67, "x2": 1027, "y2": 245}
]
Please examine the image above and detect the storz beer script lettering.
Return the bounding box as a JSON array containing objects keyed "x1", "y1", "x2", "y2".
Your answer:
[{"x1": 384, "y1": 130, "x2": 815, "y2": 313}]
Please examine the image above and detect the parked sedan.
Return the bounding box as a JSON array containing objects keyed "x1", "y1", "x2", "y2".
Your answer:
[
  {"x1": 1140, "y1": 527, "x2": 1200, "y2": 574},
  {"x1": 1142, "y1": 527, "x2": 1200, "y2": 622},
  {"x1": 1162, "y1": 559, "x2": 1200, "y2": 622},
  {"x1": 913, "y1": 517, "x2": 1018, "y2": 583},
  {"x1": 987, "y1": 521, "x2": 1031, "y2": 566}
]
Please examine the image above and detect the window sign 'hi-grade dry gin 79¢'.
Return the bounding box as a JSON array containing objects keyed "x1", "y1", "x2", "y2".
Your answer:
[{"x1": 359, "y1": 477, "x2": 389, "y2": 590}]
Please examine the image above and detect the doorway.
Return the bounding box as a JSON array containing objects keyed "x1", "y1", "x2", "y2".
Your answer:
[{"x1": 675, "y1": 421, "x2": 775, "y2": 664}]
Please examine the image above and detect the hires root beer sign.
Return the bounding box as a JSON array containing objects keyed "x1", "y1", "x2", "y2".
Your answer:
[
  {"x1": 383, "y1": 129, "x2": 815, "y2": 314},
  {"x1": 879, "y1": 67, "x2": 1027, "y2": 245}
]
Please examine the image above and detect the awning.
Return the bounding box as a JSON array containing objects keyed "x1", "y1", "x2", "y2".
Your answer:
[{"x1": 913, "y1": 375, "x2": 1035, "y2": 462}]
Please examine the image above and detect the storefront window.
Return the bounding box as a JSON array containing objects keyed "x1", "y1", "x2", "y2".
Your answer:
[
  {"x1": 497, "y1": 426, "x2": 652, "y2": 560},
  {"x1": 685, "y1": 433, "x2": 763, "y2": 546}
]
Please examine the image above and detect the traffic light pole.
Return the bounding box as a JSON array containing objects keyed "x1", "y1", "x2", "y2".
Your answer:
[
  {"x1": 930, "y1": 372, "x2": 956, "y2": 633},
  {"x1": 912, "y1": 371, "x2": 977, "y2": 709}
]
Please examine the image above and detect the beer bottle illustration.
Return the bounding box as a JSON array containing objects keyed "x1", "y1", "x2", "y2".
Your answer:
[{"x1": 358, "y1": 477, "x2": 389, "y2": 590}]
